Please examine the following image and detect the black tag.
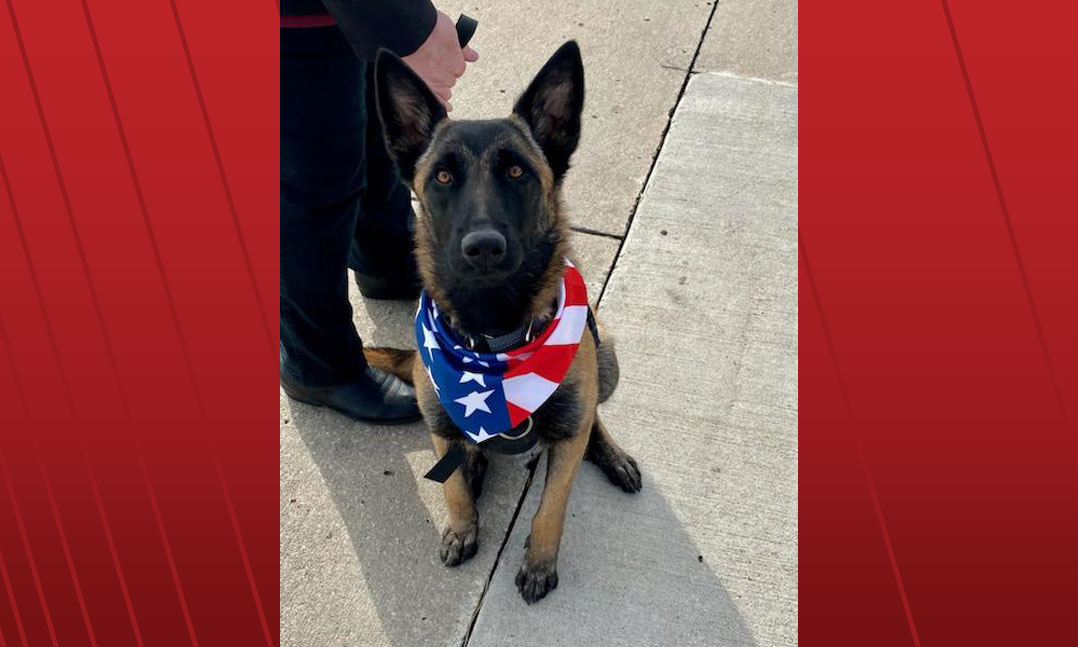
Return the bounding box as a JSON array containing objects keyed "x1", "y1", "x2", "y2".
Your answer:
[
  {"x1": 424, "y1": 443, "x2": 466, "y2": 483},
  {"x1": 455, "y1": 14, "x2": 478, "y2": 48}
]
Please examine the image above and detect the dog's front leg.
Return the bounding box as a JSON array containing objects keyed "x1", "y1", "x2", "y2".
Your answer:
[
  {"x1": 431, "y1": 434, "x2": 480, "y2": 566},
  {"x1": 516, "y1": 414, "x2": 593, "y2": 604}
]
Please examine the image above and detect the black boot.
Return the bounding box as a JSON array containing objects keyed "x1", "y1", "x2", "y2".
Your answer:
[
  {"x1": 354, "y1": 268, "x2": 421, "y2": 300},
  {"x1": 281, "y1": 366, "x2": 422, "y2": 425}
]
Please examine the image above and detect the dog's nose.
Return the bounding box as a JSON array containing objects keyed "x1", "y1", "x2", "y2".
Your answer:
[{"x1": 461, "y1": 230, "x2": 507, "y2": 269}]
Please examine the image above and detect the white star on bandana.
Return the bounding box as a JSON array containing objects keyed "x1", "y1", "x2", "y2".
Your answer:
[
  {"x1": 454, "y1": 389, "x2": 494, "y2": 417},
  {"x1": 459, "y1": 371, "x2": 486, "y2": 387},
  {"x1": 422, "y1": 323, "x2": 439, "y2": 360},
  {"x1": 415, "y1": 258, "x2": 590, "y2": 442}
]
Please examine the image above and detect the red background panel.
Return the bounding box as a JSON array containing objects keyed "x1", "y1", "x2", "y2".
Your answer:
[
  {"x1": 802, "y1": 1, "x2": 1078, "y2": 645},
  {"x1": 0, "y1": 0, "x2": 277, "y2": 644}
]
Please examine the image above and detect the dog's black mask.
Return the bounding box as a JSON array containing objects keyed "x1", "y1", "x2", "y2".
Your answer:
[{"x1": 375, "y1": 41, "x2": 584, "y2": 336}]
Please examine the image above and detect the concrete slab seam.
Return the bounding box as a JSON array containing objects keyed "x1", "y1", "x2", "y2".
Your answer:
[
  {"x1": 457, "y1": 1, "x2": 724, "y2": 639},
  {"x1": 595, "y1": 0, "x2": 721, "y2": 307},
  {"x1": 460, "y1": 462, "x2": 539, "y2": 647}
]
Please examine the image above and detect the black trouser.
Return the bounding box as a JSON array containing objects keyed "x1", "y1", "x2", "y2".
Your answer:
[{"x1": 280, "y1": 26, "x2": 414, "y2": 386}]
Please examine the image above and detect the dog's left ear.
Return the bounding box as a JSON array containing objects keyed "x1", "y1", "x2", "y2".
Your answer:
[
  {"x1": 513, "y1": 40, "x2": 585, "y2": 183},
  {"x1": 375, "y1": 48, "x2": 447, "y2": 183}
]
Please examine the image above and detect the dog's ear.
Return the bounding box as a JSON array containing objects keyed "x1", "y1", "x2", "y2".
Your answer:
[
  {"x1": 513, "y1": 40, "x2": 585, "y2": 182},
  {"x1": 375, "y1": 49, "x2": 447, "y2": 183}
]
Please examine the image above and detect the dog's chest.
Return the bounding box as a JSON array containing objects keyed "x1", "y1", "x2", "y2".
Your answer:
[
  {"x1": 531, "y1": 379, "x2": 583, "y2": 442},
  {"x1": 420, "y1": 376, "x2": 583, "y2": 445}
]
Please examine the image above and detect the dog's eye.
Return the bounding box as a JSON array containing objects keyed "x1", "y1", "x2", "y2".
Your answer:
[
  {"x1": 507, "y1": 165, "x2": 524, "y2": 180},
  {"x1": 435, "y1": 169, "x2": 453, "y2": 185}
]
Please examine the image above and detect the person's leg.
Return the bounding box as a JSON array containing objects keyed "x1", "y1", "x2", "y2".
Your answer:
[
  {"x1": 280, "y1": 25, "x2": 366, "y2": 386},
  {"x1": 349, "y1": 65, "x2": 421, "y2": 299},
  {"x1": 280, "y1": 25, "x2": 419, "y2": 423}
]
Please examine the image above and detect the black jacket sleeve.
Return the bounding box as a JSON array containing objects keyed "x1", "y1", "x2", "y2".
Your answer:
[{"x1": 320, "y1": 0, "x2": 437, "y2": 60}]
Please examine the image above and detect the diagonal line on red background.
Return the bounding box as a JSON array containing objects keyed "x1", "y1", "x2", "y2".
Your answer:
[
  {"x1": 0, "y1": 543, "x2": 28, "y2": 647},
  {"x1": 1, "y1": 2, "x2": 169, "y2": 642},
  {"x1": 0, "y1": 314, "x2": 97, "y2": 645},
  {"x1": 0, "y1": 459, "x2": 59, "y2": 646},
  {"x1": 10, "y1": 0, "x2": 267, "y2": 640},
  {"x1": 1, "y1": 186, "x2": 97, "y2": 647},
  {"x1": 939, "y1": 0, "x2": 1071, "y2": 429},
  {"x1": 2, "y1": 148, "x2": 82, "y2": 647},
  {"x1": 135, "y1": 457, "x2": 198, "y2": 646},
  {"x1": 800, "y1": 232, "x2": 923, "y2": 647},
  {"x1": 75, "y1": 1, "x2": 272, "y2": 642},
  {"x1": 0, "y1": 47, "x2": 80, "y2": 426},
  {"x1": 0, "y1": 318, "x2": 30, "y2": 647},
  {"x1": 167, "y1": 0, "x2": 275, "y2": 361},
  {"x1": 82, "y1": 456, "x2": 144, "y2": 646},
  {"x1": 0, "y1": 295, "x2": 97, "y2": 647},
  {"x1": 166, "y1": 4, "x2": 275, "y2": 640},
  {"x1": 72, "y1": 0, "x2": 255, "y2": 642},
  {"x1": 36, "y1": 456, "x2": 97, "y2": 646},
  {"x1": 1, "y1": 150, "x2": 145, "y2": 646},
  {"x1": 71, "y1": 0, "x2": 196, "y2": 415},
  {"x1": 211, "y1": 453, "x2": 274, "y2": 646}
]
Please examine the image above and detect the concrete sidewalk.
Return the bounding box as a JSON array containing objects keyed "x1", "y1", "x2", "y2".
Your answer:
[
  {"x1": 466, "y1": 69, "x2": 797, "y2": 647},
  {"x1": 281, "y1": 1, "x2": 797, "y2": 645}
]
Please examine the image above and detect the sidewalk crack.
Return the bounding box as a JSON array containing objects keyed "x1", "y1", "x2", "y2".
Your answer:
[
  {"x1": 460, "y1": 461, "x2": 539, "y2": 647},
  {"x1": 595, "y1": 0, "x2": 721, "y2": 307},
  {"x1": 570, "y1": 225, "x2": 623, "y2": 241},
  {"x1": 462, "y1": 4, "x2": 722, "y2": 642}
]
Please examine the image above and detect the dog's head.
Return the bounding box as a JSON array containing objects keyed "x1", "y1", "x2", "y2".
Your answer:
[{"x1": 374, "y1": 41, "x2": 584, "y2": 334}]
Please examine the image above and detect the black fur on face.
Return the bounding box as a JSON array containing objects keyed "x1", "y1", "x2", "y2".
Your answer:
[{"x1": 375, "y1": 41, "x2": 585, "y2": 338}]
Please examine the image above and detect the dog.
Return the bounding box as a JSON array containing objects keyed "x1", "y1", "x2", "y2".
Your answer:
[{"x1": 365, "y1": 41, "x2": 641, "y2": 604}]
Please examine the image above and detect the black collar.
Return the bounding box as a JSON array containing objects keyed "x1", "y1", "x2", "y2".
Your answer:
[
  {"x1": 444, "y1": 299, "x2": 557, "y2": 354},
  {"x1": 474, "y1": 318, "x2": 545, "y2": 353},
  {"x1": 444, "y1": 301, "x2": 602, "y2": 355}
]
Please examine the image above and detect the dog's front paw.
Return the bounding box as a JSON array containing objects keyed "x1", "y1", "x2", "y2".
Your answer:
[
  {"x1": 608, "y1": 452, "x2": 642, "y2": 493},
  {"x1": 515, "y1": 559, "x2": 558, "y2": 604},
  {"x1": 439, "y1": 524, "x2": 478, "y2": 567},
  {"x1": 588, "y1": 444, "x2": 643, "y2": 493}
]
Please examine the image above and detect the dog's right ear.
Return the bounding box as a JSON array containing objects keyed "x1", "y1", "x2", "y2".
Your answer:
[{"x1": 375, "y1": 49, "x2": 447, "y2": 183}]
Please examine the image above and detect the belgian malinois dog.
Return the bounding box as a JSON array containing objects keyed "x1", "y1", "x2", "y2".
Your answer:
[{"x1": 366, "y1": 41, "x2": 641, "y2": 604}]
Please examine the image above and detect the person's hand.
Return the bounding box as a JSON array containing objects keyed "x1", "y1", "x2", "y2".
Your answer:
[{"x1": 402, "y1": 10, "x2": 479, "y2": 111}]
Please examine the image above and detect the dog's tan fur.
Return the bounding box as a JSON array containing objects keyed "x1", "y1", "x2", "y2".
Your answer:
[
  {"x1": 367, "y1": 40, "x2": 640, "y2": 604},
  {"x1": 365, "y1": 257, "x2": 638, "y2": 601}
]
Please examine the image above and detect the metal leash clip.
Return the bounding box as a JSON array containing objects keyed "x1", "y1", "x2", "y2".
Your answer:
[{"x1": 498, "y1": 416, "x2": 533, "y2": 441}]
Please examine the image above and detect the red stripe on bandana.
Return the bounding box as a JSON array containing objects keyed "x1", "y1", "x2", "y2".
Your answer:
[
  {"x1": 417, "y1": 258, "x2": 590, "y2": 439},
  {"x1": 507, "y1": 401, "x2": 532, "y2": 427},
  {"x1": 505, "y1": 344, "x2": 578, "y2": 381},
  {"x1": 502, "y1": 262, "x2": 589, "y2": 362}
]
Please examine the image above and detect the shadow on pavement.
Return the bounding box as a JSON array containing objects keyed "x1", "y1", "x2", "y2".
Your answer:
[
  {"x1": 466, "y1": 452, "x2": 760, "y2": 647},
  {"x1": 287, "y1": 399, "x2": 758, "y2": 647},
  {"x1": 282, "y1": 289, "x2": 760, "y2": 646},
  {"x1": 287, "y1": 400, "x2": 526, "y2": 647}
]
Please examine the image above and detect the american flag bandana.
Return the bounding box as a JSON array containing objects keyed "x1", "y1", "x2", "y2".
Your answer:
[{"x1": 416, "y1": 259, "x2": 589, "y2": 443}]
